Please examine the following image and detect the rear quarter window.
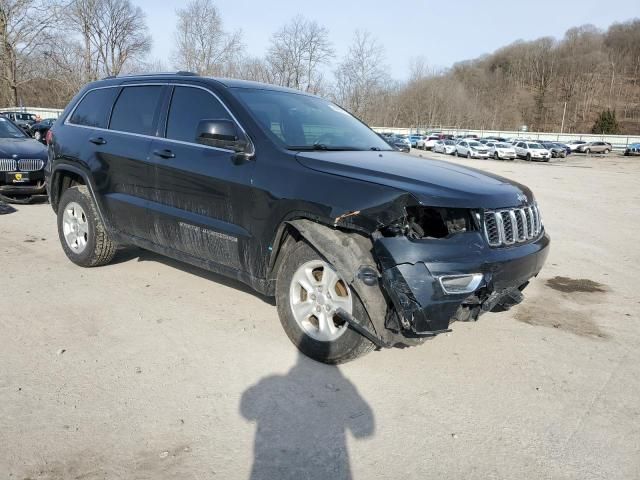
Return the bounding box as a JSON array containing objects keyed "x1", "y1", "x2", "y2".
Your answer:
[{"x1": 69, "y1": 88, "x2": 119, "y2": 128}]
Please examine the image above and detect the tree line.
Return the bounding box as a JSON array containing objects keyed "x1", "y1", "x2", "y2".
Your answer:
[{"x1": 1, "y1": 0, "x2": 638, "y2": 134}]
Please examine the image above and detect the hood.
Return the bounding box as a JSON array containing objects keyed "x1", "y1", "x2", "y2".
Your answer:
[
  {"x1": 296, "y1": 150, "x2": 534, "y2": 209},
  {"x1": 0, "y1": 138, "x2": 48, "y2": 159}
]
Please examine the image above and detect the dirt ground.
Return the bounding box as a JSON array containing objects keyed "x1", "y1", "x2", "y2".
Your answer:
[{"x1": 1, "y1": 152, "x2": 639, "y2": 479}]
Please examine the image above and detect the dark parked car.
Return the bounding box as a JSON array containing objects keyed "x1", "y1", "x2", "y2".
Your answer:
[
  {"x1": 29, "y1": 118, "x2": 56, "y2": 143},
  {"x1": 0, "y1": 116, "x2": 48, "y2": 202},
  {"x1": 45, "y1": 73, "x2": 549, "y2": 364},
  {"x1": 576, "y1": 141, "x2": 612, "y2": 154},
  {"x1": 1, "y1": 111, "x2": 38, "y2": 134},
  {"x1": 386, "y1": 134, "x2": 410, "y2": 152},
  {"x1": 540, "y1": 142, "x2": 567, "y2": 158}
]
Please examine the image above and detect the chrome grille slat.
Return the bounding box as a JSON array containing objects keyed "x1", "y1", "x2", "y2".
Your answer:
[
  {"x1": 0, "y1": 158, "x2": 17, "y2": 172},
  {"x1": 17, "y1": 159, "x2": 44, "y2": 172},
  {"x1": 483, "y1": 204, "x2": 543, "y2": 247}
]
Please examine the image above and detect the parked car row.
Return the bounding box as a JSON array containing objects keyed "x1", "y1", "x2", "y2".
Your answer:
[
  {"x1": 386, "y1": 131, "x2": 623, "y2": 161},
  {"x1": 0, "y1": 112, "x2": 56, "y2": 144}
]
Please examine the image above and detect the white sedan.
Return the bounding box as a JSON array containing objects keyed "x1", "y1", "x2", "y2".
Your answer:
[
  {"x1": 455, "y1": 140, "x2": 490, "y2": 159},
  {"x1": 514, "y1": 141, "x2": 551, "y2": 162},
  {"x1": 433, "y1": 139, "x2": 457, "y2": 155},
  {"x1": 486, "y1": 141, "x2": 516, "y2": 160},
  {"x1": 423, "y1": 135, "x2": 441, "y2": 150}
]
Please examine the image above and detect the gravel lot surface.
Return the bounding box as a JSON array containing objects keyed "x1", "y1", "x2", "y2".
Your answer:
[{"x1": 1, "y1": 152, "x2": 639, "y2": 479}]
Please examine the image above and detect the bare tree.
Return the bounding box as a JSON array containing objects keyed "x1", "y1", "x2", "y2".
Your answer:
[
  {"x1": 171, "y1": 0, "x2": 243, "y2": 76},
  {"x1": 266, "y1": 15, "x2": 333, "y2": 93},
  {"x1": 0, "y1": 0, "x2": 61, "y2": 105},
  {"x1": 87, "y1": 0, "x2": 151, "y2": 77},
  {"x1": 333, "y1": 30, "x2": 389, "y2": 121}
]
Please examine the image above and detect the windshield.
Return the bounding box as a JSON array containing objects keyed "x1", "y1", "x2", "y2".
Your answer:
[
  {"x1": 528, "y1": 143, "x2": 543, "y2": 149},
  {"x1": 0, "y1": 117, "x2": 27, "y2": 138},
  {"x1": 496, "y1": 143, "x2": 510, "y2": 148},
  {"x1": 233, "y1": 88, "x2": 392, "y2": 151},
  {"x1": 468, "y1": 141, "x2": 481, "y2": 147},
  {"x1": 444, "y1": 140, "x2": 455, "y2": 145}
]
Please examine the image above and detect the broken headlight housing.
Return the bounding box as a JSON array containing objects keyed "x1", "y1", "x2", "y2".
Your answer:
[{"x1": 381, "y1": 206, "x2": 478, "y2": 239}]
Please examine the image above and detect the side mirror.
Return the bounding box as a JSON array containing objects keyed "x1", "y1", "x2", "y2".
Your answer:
[{"x1": 196, "y1": 119, "x2": 249, "y2": 154}]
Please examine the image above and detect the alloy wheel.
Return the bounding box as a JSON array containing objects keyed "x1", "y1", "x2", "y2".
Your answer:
[{"x1": 289, "y1": 260, "x2": 353, "y2": 342}]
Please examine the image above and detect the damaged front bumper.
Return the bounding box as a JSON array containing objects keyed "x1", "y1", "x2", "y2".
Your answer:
[{"x1": 373, "y1": 231, "x2": 550, "y2": 336}]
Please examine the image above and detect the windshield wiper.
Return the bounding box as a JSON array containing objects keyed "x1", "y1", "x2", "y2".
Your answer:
[{"x1": 287, "y1": 143, "x2": 361, "y2": 151}]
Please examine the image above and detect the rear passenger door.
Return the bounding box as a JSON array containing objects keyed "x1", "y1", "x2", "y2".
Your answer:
[
  {"x1": 148, "y1": 84, "x2": 255, "y2": 271},
  {"x1": 98, "y1": 84, "x2": 167, "y2": 241}
]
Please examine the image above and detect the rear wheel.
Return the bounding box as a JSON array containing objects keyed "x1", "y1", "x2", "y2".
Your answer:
[
  {"x1": 604, "y1": 149, "x2": 610, "y2": 154},
  {"x1": 57, "y1": 186, "x2": 117, "y2": 267},
  {"x1": 276, "y1": 241, "x2": 375, "y2": 364}
]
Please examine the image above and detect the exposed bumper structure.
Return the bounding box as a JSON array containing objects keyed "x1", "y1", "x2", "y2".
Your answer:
[{"x1": 373, "y1": 231, "x2": 550, "y2": 336}]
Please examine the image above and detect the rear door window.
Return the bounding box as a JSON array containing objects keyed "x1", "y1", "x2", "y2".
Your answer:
[
  {"x1": 109, "y1": 86, "x2": 163, "y2": 136},
  {"x1": 69, "y1": 88, "x2": 118, "y2": 128},
  {"x1": 166, "y1": 86, "x2": 232, "y2": 143}
]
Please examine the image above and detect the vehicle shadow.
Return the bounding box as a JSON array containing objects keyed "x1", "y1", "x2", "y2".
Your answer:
[
  {"x1": 111, "y1": 246, "x2": 276, "y2": 305},
  {"x1": 240, "y1": 352, "x2": 375, "y2": 480},
  {"x1": 0, "y1": 200, "x2": 17, "y2": 215}
]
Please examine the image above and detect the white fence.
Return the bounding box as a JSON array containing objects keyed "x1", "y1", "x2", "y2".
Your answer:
[
  {"x1": 0, "y1": 107, "x2": 64, "y2": 119},
  {"x1": 372, "y1": 127, "x2": 640, "y2": 151}
]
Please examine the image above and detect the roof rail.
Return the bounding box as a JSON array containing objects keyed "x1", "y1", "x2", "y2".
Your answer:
[{"x1": 101, "y1": 71, "x2": 199, "y2": 80}]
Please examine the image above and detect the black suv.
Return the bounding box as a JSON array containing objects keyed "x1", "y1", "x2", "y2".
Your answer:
[{"x1": 45, "y1": 73, "x2": 549, "y2": 364}]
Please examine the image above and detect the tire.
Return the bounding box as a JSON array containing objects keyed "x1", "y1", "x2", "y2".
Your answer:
[
  {"x1": 454, "y1": 150, "x2": 458, "y2": 157},
  {"x1": 276, "y1": 240, "x2": 375, "y2": 364},
  {"x1": 604, "y1": 149, "x2": 610, "y2": 154},
  {"x1": 494, "y1": 152, "x2": 499, "y2": 160},
  {"x1": 466, "y1": 151, "x2": 471, "y2": 159},
  {"x1": 526, "y1": 153, "x2": 531, "y2": 161},
  {"x1": 57, "y1": 185, "x2": 117, "y2": 267},
  {"x1": 585, "y1": 148, "x2": 590, "y2": 154}
]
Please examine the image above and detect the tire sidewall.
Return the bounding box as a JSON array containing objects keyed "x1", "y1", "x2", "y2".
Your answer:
[
  {"x1": 276, "y1": 241, "x2": 373, "y2": 364},
  {"x1": 57, "y1": 187, "x2": 100, "y2": 266}
]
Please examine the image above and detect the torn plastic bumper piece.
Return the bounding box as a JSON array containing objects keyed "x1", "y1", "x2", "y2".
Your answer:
[
  {"x1": 373, "y1": 231, "x2": 550, "y2": 335},
  {"x1": 335, "y1": 307, "x2": 392, "y2": 349}
]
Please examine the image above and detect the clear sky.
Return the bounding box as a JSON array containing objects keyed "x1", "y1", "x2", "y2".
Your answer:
[{"x1": 136, "y1": 0, "x2": 639, "y2": 78}]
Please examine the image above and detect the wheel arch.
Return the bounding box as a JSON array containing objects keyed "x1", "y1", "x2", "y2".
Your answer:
[
  {"x1": 269, "y1": 218, "x2": 388, "y2": 337},
  {"x1": 50, "y1": 164, "x2": 111, "y2": 232}
]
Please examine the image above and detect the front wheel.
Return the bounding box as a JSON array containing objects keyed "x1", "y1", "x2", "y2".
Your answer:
[
  {"x1": 604, "y1": 149, "x2": 610, "y2": 154},
  {"x1": 526, "y1": 153, "x2": 531, "y2": 161},
  {"x1": 276, "y1": 241, "x2": 375, "y2": 364},
  {"x1": 57, "y1": 186, "x2": 117, "y2": 267},
  {"x1": 466, "y1": 151, "x2": 471, "y2": 159},
  {"x1": 585, "y1": 148, "x2": 590, "y2": 154},
  {"x1": 494, "y1": 152, "x2": 499, "y2": 160}
]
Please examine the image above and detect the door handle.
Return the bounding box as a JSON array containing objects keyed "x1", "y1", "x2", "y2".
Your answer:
[
  {"x1": 153, "y1": 149, "x2": 175, "y2": 159},
  {"x1": 89, "y1": 136, "x2": 107, "y2": 145}
]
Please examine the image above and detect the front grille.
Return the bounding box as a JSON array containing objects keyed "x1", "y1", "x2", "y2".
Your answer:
[
  {"x1": 0, "y1": 159, "x2": 17, "y2": 172},
  {"x1": 17, "y1": 159, "x2": 45, "y2": 171},
  {"x1": 484, "y1": 204, "x2": 542, "y2": 247},
  {"x1": 0, "y1": 158, "x2": 44, "y2": 172}
]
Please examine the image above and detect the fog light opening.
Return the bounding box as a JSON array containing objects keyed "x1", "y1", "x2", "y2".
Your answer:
[{"x1": 438, "y1": 273, "x2": 484, "y2": 295}]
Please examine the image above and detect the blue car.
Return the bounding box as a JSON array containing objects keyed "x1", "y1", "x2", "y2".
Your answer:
[{"x1": 624, "y1": 143, "x2": 640, "y2": 156}]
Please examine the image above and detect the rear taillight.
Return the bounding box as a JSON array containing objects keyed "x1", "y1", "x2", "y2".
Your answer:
[{"x1": 45, "y1": 130, "x2": 53, "y2": 145}]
